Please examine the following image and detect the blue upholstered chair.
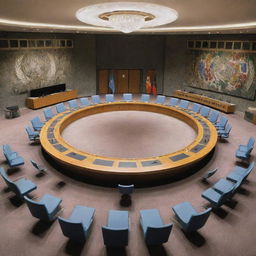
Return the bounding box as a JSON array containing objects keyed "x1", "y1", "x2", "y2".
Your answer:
[
  {"x1": 155, "y1": 95, "x2": 166, "y2": 104},
  {"x1": 140, "y1": 94, "x2": 150, "y2": 103},
  {"x1": 212, "y1": 178, "x2": 241, "y2": 197},
  {"x1": 168, "y1": 97, "x2": 179, "y2": 107},
  {"x1": 30, "y1": 159, "x2": 47, "y2": 174},
  {"x1": 238, "y1": 137, "x2": 255, "y2": 152},
  {"x1": 172, "y1": 202, "x2": 212, "y2": 233},
  {"x1": 202, "y1": 168, "x2": 218, "y2": 182},
  {"x1": 68, "y1": 99, "x2": 79, "y2": 109},
  {"x1": 0, "y1": 167, "x2": 37, "y2": 198},
  {"x1": 31, "y1": 116, "x2": 44, "y2": 131},
  {"x1": 191, "y1": 103, "x2": 201, "y2": 113},
  {"x1": 102, "y1": 210, "x2": 129, "y2": 247},
  {"x1": 215, "y1": 116, "x2": 228, "y2": 130},
  {"x1": 105, "y1": 94, "x2": 115, "y2": 103},
  {"x1": 208, "y1": 110, "x2": 219, "y2": 124},
  {"x1": 43, "y1": 107, "x2": 55, "y2": 121},
  {"x1": 58, "y1": 205, "x2": 95, "y2": 243},
  {"x1": 3, "y1": 144, "x2": 24, "y2": 167},
  {"x1": 123, "y1": 93, "x2": 133, "y2": 102},
  {"x1": 56, "y1": 103, "x2": 66, "y2": 113},
  {"x1": 199, "y1": 106, "x2": 210, "y2": 118},
  {"x1": 25, "y1": 126, "x2": 40, "y2": 142},
  {"x1": 178, "y1": 100, "x2": 189, "y2": 109},
  {"x1": 140, "y1": 208, "x2": 173, "y2": 245},
  {"x1": 236, "y1": 137, "x2": 255, "y2": 161},
  {"x1": 217, "y1": 123, "x2": 232, "y2": 139},
  {"x1": 24, "y1": 194, "x2": 62, "y2": 222},
  {"x1": 80, "y1": 97, "x2": 90, "y2": 107},
  {"x1": 91, "y1": 95, "x2": 101, "y2": 104}
]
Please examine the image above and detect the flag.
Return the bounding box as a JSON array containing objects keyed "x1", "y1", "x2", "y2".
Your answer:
[
  {"x1": 108, "y1": 71, "x2": 115, "y2": 93},
  {"x1": 151, "y1": 79, "x2": 157, "y2": 96},
  {"x1": 145, "y1": 76, "x2": 151, "y2": 94}
]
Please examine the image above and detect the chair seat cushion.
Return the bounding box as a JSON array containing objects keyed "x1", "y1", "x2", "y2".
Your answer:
[
  {"x1": 202, "y1": 188, "x2": 221, "y2": 205},
  {"x1": 140, "y1": 209, "x2": 163, "y2": 233},
  {"x1": 9, "y1": 156, "x2": 24, "y2": 167},
  {"x1": 213, "y1": 179, "x2": 235, "y2": 194},
  {"x1": 15, "y1": 178, "x2": 37, "y2": 195},
  {"x1": 172, "y1": 202, "x2": 196, "y2": 224},
  {"x1": 40, "y1": 194, "x2": 62, "y2": 213},
  {"x1": 108, "y1": 210, "x2": 129, "y2": 229}
]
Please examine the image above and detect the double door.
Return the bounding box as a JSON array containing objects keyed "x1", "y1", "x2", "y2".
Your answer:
[{"x1": 98, "y1": 69, "x2": 141, "y2": 94}]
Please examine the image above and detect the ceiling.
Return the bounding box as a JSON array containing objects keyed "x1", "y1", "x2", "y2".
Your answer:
[{"x1": 0, "y1": 0, "x2": 256, "y2": 34}]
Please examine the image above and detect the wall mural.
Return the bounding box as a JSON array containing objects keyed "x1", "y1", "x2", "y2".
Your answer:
[{"x1": 190, "y1": 51, "x2": 256, "y2": 100}]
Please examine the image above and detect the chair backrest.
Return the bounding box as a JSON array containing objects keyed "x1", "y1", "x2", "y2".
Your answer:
[
  {"x1": 179, "y1": 100, "x2": 189, "y2": 109},
  {"x1": 24, "y1": 196, "x2": 49, "y2": 221},
  {"x1": 219, "y1": 116, "x2": 228, "y2": 127},
  {"x1": 123, "y1": 93, "x2": 133, "y2": 102},
  {"x1": 56, "y1": 103, "x2": 66, "y2": 113},
  {"x1": 31, "y1": 116, "x2": 42, "y2": 127},
  {"x1": 0, "y1": 168, "x2": 20, "y2": 195},
  {"x1": 145, "y1": 224, "x2": 173, "y2": 245},
  {"x1": 243, "y1": 161, "x2": 255, "y2": 180},
  {"x1": 140, "y1": 94, "x2": 150, "y2": 102},
  {"x1": 155, "y1": 95, "x2": 166, "y2": 104},
  {"x1": 43, "y1": 108, "x2": 54, "y2": 121},
  {"x1": 186, "y1": 208, "x2": 212, "y2": 232},
  {"x1": 105, "y1": 94, "x2": 114, "y2": 103},
  {"x1": 225, "y1": 123, "x2": 232, "y2": 134},
  {"x1": 102, "y1": 226, "x2": 128, "y2": 247},
  {"x1": 80, "y1": 97, "x2": 90, "y2": 107},
  {"x1": 192, "y1": 103, "x2": 201, "y2": 113},
  {"x1": 209, "y1": 110, "x2": 219, "y2": 123},
  {"x1": 3, "y1": 144, "x2": 13, "y2": 157},
  {"x1": 91, "y1": 95, "x2": 101, "y2": 104},
  {"x1": 118, "y1": 184, "x2": 134, "y2": 195},
  {"x1": 247, "y1": 137, "x2": 255, "y2": 150},
  {"x1": 25, "y1": 126, "x2": 37, "y2": 140},
  {"x1": 169, "y1": 97, "x2": 179, "y2": 106},
  {"x1": 58, "y1": 217, "x2": 86, "y2": 242},
  {"x1": 68, "y1": 99, "x2": 78, "y2": 109},
  {"x1": 199, "y1": 106, "x2": 210, "y2": 118}
]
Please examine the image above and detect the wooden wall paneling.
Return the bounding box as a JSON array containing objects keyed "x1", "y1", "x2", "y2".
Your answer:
[
  {"x1": 129, "y1": 69, "x2": 141, "y2": 93},
  {"x1": 98, "y1": 70, "x2": 109, "y2": 94},
  {"x1": 116, "y1": 70, "x2": 129, "y2": 93}
]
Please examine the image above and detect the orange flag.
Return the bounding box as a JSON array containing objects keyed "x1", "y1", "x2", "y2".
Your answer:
[
  {"x1": 151, "y1": 79, "x2": 157, "y2": 96},
  {"x1": 145, "y1": 76, "x2": 152, "y2": 94}
]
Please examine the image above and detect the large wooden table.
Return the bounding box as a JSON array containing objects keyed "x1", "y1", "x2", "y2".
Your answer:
[
  {"x1": 40, "y1": 102, "x2": 218, "y2": 186},
  {"x1": 26, "y1": 90, "x2": 77, "y2": 109},
  {"x1": 173, "y1": 90, "x2": 236, "y2": 113}
]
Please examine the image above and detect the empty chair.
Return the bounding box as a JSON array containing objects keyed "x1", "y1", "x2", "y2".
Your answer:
[
  {"x1": 118, "y1": 184, "x2": 134, "y2": 206},
  {"x1": 172, "y1": 202, "x2": 212, "y2": 233},
  {"x1": 80, "y1": 97, "x2": 90, "y2": 107},
  {"x1": 208, "y1": 110, "x2": 219, "y2": 124},
  {"x1": 91, "y1": 95, "x2": 101, "y2": 104},
  {"x1": 202, "y1": 168, "x2": 218, "y2": 182},
  {"x1": 30, "y1": 159, "x2": 47, "y2": 174},
  {"x1": 68, "y1": 99, "x2": 79, "y2": 109},
  {"x1": 238, "y1": 137, "x2": 255, "y2": 153},
  {"x1": 105, "y1": 94, "x2": 115, "y2": 103},
  {"x1": 58, "y1": 205, "x2": 95, "y2": 243},
  {"x1": 0, "y1": 167, "x2": 37, "y2": 198},
  {"x1": 140, "y1": 208, "x2": 173, "y2": 245},
  {"x1": 25, "y1": 126, "x2": 40, "y2": 142},
  {"x1": 212, "y1": 178, "x2": 241, "y2": 197},
  {"x1": 236, "y1": 137, "x2": 255, "y2": 161},
  {"x1": 199, "y1": 106, "x2": 210, "y2": 118},
  {"x1": 217, "y1": 123, "x2": 232, "y2": 139},
  {"x1": 56, "y1": 103, "x2": 66, "y2": 113},
  {"x1": 191, "y1": 103, "x2": 201, "y2": 113},
  {"x1": 31, "y1": 116, "x2": 44, "y2": 131},
  {"x1": 178, "y1": 99, "x2": 189, "y2": 109},
  {"x1": 102, "y1": 210, "x2": 129, "y2": 247},
  {"x1": 215, "y1": 115, "x2": 228, "y2": 130},
  {"x1": 123, "y1": 93, "x2": 133, "y2": 102},
  {"x1": 168, "y1": 97, "x2": 179, "y2": 107},
  {"x1": 3, "y1": 144, "x2": 24, "y2": 167},
  {"x1": 43, "y1": 107, "x2": 55, "y2": 121},
  {"x1": 24, "y1": 194, "x2": 62, "y2": 222},
  {"x1": 140, "y1": 94, "x2": 150, "y2": 103},
  {"x1": 155, "y1": 95, "x2": 166, "y2": 104}
]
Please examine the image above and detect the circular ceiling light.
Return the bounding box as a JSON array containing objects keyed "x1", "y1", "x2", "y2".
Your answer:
[{"x1": 76, "y1": 2, "x2": 178, "y2": 33}]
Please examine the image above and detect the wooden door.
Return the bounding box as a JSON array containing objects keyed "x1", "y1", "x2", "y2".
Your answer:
[
  {"x1": 98, "y1": 70, "x2": 109, "y2": 94},
  {"x1": 129, "y1": 69, "x2": 140, "y2": 93},
  {"x1": 116, "y1": 70, "x2": 129, "y2": 93}
]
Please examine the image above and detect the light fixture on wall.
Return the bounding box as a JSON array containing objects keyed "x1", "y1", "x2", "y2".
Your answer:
[{"x1": 76, "y1": 2, "x2": 178, "y2": 33}]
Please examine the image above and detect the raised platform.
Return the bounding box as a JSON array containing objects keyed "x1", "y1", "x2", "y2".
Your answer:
[{"x1": 40, "y1": 102, "x2": 218, "y2": 186}]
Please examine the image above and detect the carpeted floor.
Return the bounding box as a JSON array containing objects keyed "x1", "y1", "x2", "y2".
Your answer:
[{"x1": 0, "y1": 96, "x2": 256, "y2": 256}]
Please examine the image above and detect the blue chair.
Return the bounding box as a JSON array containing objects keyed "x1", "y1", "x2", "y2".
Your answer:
[
  {"x1": 178, "y1": 100, "x2": 189, "y2": 109},
  {"x1": 80, "y1": 97, "x2": 90, "y2": 107},
  {"x1": 105, "y1": 94, "x2": 115, "y2": 103},
  {"x1": 123, "y1": 93, "x2": 133, "y2": 102},
  {"x1": 168, "y1": 97, "x2": 179, "y2": 107},
  {"x1": 0, "y1": 167, "x2": 37, "y2": 198},
  {"x1": 25, "y1": 126, "x2": 40, "y2": 142},
  {"x1": 202, "y1": 168, "x2": 218, "y2": 182},
  {"x1": 31, "y1": 116, "x2": 44, "y2": 131},
  {"x1": 172, "y1": 202, "x2": 212, "y2": 233},
  {"x1": 155, "y1": 95, "x2": 166, "y2": 104},
  {"x1": 212, "y1": 178, "x2": 242, "y2": 197},
  {"x1": 208, "y1": 110, "x2": 219, "y2": 124},
  {"x1": 30, "y1": 159, "x2": 47, "y2": 174},
  {"x1": 215, "y1": 116, "x2": 228, "y2": 130},
  {"x1": 140, "y1": 94, "x2": 150, "y2": 103},
  {"x1": 238, "y1": 137, "x2": 255, "y2": 153},
  {"x1": 191, "y1": 103, "x2": 201, "y2": 113},
  {"x1": 43, "y1": 107, "x2": 55, "y2": 121},
  {"x1": 56, "y1": 103, "x2": 66, "y2": 113},
  {"x1": 58, "y1": 205, "x2": 95, "y2": 243},
  {"x1": 217, "y1": 123, "x2": 232, "y2": 139},
  {"x1": 91, "y1": 95, "x2": 101, "y2": 104},
  {"x1": 140, "y1": 209, "x2": 173, "y2": 245},
  {"x1": 102, "y1": 210, "x2": 129, "y2": 247},
  {"x1": 199, "y1": 106, "x2": 210, "y2": 118},
  {"x1": 68, "y1": 99, "x2": 79, "y2": 109},
  {"x1": 24, "y1": 194, "x2": 62, "y2": 222},
  {"x1": 3, "y1": 144, "x2": 24, "y2": 167}
]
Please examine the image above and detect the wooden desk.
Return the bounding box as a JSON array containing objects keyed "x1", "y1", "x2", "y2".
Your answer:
[
  {"x1": 26, "y1": 90, "x2": 77, "y2": 109},
  {"x1": 173, "y1": 90, "x2": 236, "y2": 113}
]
